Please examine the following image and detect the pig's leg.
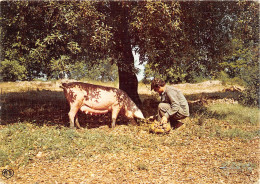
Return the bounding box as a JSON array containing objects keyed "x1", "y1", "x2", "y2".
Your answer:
[
  {"x1": 68, "y1": 103, "x2": 80, "y2": 129},
  {"x1": 111, "y1": 107, "x2": 120, "y2": 128},
  {"x1": 75, "y1": 114, "x2": 82, "y2": 129}
]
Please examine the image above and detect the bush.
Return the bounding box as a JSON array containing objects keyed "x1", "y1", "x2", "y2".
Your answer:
[
  {"x1": 217, "y1": 71, "x2": 244, "y2": 86},
  {"x1": 0, "y1": 59, "x2": 27, "y2": 81},
  {"x1": 239, "y1": 62, "x2": 259, "y2": 107}
]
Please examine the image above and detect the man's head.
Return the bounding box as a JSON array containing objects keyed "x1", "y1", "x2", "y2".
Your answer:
[{"x1": 151, "y1": 78, "x2": 166, "y2": 94}]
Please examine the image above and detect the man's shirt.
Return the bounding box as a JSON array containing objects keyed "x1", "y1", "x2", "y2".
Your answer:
[{"x1": 160, "y1": 85, "x2": 190, "y2": 118}]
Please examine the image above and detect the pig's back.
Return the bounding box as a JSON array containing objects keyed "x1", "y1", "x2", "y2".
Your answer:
[{"x1": 62, "y1": 82, "x2": 127, "y2": 110}]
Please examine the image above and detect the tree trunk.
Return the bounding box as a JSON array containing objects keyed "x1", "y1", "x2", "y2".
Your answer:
[
  {"x1": 111, "y1": 2, "x2": 142, "y2": 107},
  {"x1": 118, "y1": 63, "x2": 141, "y2": 107}
]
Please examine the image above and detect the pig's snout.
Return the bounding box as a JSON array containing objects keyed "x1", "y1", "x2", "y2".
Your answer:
[{"x1": 134, "y1": 109, "x2": 144, "y2": 119}]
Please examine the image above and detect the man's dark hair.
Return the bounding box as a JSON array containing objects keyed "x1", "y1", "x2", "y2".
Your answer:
[{"x1": 151, "y1": 78, "x2": 166, "y2": 91}]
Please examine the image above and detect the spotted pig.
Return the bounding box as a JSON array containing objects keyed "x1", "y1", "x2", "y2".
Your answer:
[{"x1": 60, "y1": 82, "x2": 144, "y2": 128}]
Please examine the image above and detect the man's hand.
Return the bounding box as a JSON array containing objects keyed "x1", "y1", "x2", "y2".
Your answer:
[
  {"x1": 147, "y1": 115, "x2": 156, "y2": 121},
  {"x1": 161, "y1": 116, "x2": 168, "y2": 124}
]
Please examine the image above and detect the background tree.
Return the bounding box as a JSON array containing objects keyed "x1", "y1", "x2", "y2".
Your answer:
[{"x1": 1, "y1": 1, "x2": 109, "y2": 79}]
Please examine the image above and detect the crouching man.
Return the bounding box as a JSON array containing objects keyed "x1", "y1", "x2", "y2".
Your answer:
[{"x1": 151, "y1": 78, "x2": 189, "y2": 129}]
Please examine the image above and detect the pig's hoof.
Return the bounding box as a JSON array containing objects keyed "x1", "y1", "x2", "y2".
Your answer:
[
  {"x1": 77, "y1": 127, "x2": 84, "y2": 131},
  {"x1": 111, "y1": 122, "x2": 116, "y2": 128},
  {"x1": 111, "y1": 124, "x2": 116, "y2": 128}
]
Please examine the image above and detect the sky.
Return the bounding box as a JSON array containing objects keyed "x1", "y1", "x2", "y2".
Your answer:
[{"x1": 133, "y1": 49, "x2": 146, "y2": 81}]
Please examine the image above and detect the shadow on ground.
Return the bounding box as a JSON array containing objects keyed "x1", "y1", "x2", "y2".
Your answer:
[
  {"x1": 0, "y1": 90, "x2": 132, "y2": 128},
  {"x1": 0, "y1": 89, "x2": 242, "y2": 128}
]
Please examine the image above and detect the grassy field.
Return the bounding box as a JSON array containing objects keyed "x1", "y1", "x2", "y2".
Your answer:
[{"x1": 0, "y1": 80, "x2": 259, "y2": 183}]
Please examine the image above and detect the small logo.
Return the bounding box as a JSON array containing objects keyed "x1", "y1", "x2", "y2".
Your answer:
[{"x1": 2, "y1": 169, "x2": 14, "y2": 179}]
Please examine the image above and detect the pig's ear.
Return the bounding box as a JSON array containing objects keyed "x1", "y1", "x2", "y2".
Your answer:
[{"x1": 134, "y1": 109, "x2": 144, "y2": 119}]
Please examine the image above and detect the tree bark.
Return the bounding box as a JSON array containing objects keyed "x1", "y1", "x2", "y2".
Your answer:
[
  {"x1": 118, "y1": 63, "x2": 141, "y2": 107},
  {"x1": 111, "y1": 2, "x2": 142, "y2": 107}
]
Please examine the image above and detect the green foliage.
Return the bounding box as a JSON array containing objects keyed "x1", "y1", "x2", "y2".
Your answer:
[
  {"x1": 143, "y1": 2, "x2": 258, "y2": 85},
  {"x1": 130, "y1": 1, "x2": 182, "y2": 65},
  {"x1": 70, "y1": 59, "x2": 118, "y2": 82},
  {"x1": 0, "y1": 59, "x2": 27, "y2": 81},
  {"x1": 240, "y1": 43, "x2": 259, "y2": 106},
  {"x1": 217, "y1": 38, "x2": 259, "y2": 107},
  {"x1": 220, "y1": 39, "x2": 255, "y2": 78},
  {"x1": 219, "y1": 37, "x2": 259, "y2": 107},
  {"x1": 0, "y1": 1, "x2": 258, "y2": 87},
  {"x1": 216, "y1": 71, "x2": 243, "y2": 86},
  {"x1": 218, "y1": 71, "x2": 231, "y2": 86},
  {"x1": 50, "y1": 55, "x2": 71, "y2": 79},
  {"x1": 239, "y1": 62, "x2": 259, "y2": 107},
  {"x1": 0, "y1": 48, "x2": 28, "y2": 81},
  {"x1": 1, "y1": 1, "x2": 106, "y2": 81},
  {"x1": 143, "y1": 61, "x2": 210, "y2": 84},
  {"x1": 0, "y1": 58, "x2": 27, "y2": 81},
  {"x1": 69, "y1": 61, "x2": 88, "y2": 80},
  {"x1": 192, "y1": 74, "x2": 211, "y2": 83}
]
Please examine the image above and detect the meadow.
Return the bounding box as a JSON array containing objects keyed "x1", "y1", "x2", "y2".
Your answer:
[{"x1": 0, "y1": 80, "x2": 259, "y2": 183}]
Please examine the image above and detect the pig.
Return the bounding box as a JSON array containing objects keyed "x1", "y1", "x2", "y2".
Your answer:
[{"x1": 60, "y1": 82, "x2": 144, "y2": 129}]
